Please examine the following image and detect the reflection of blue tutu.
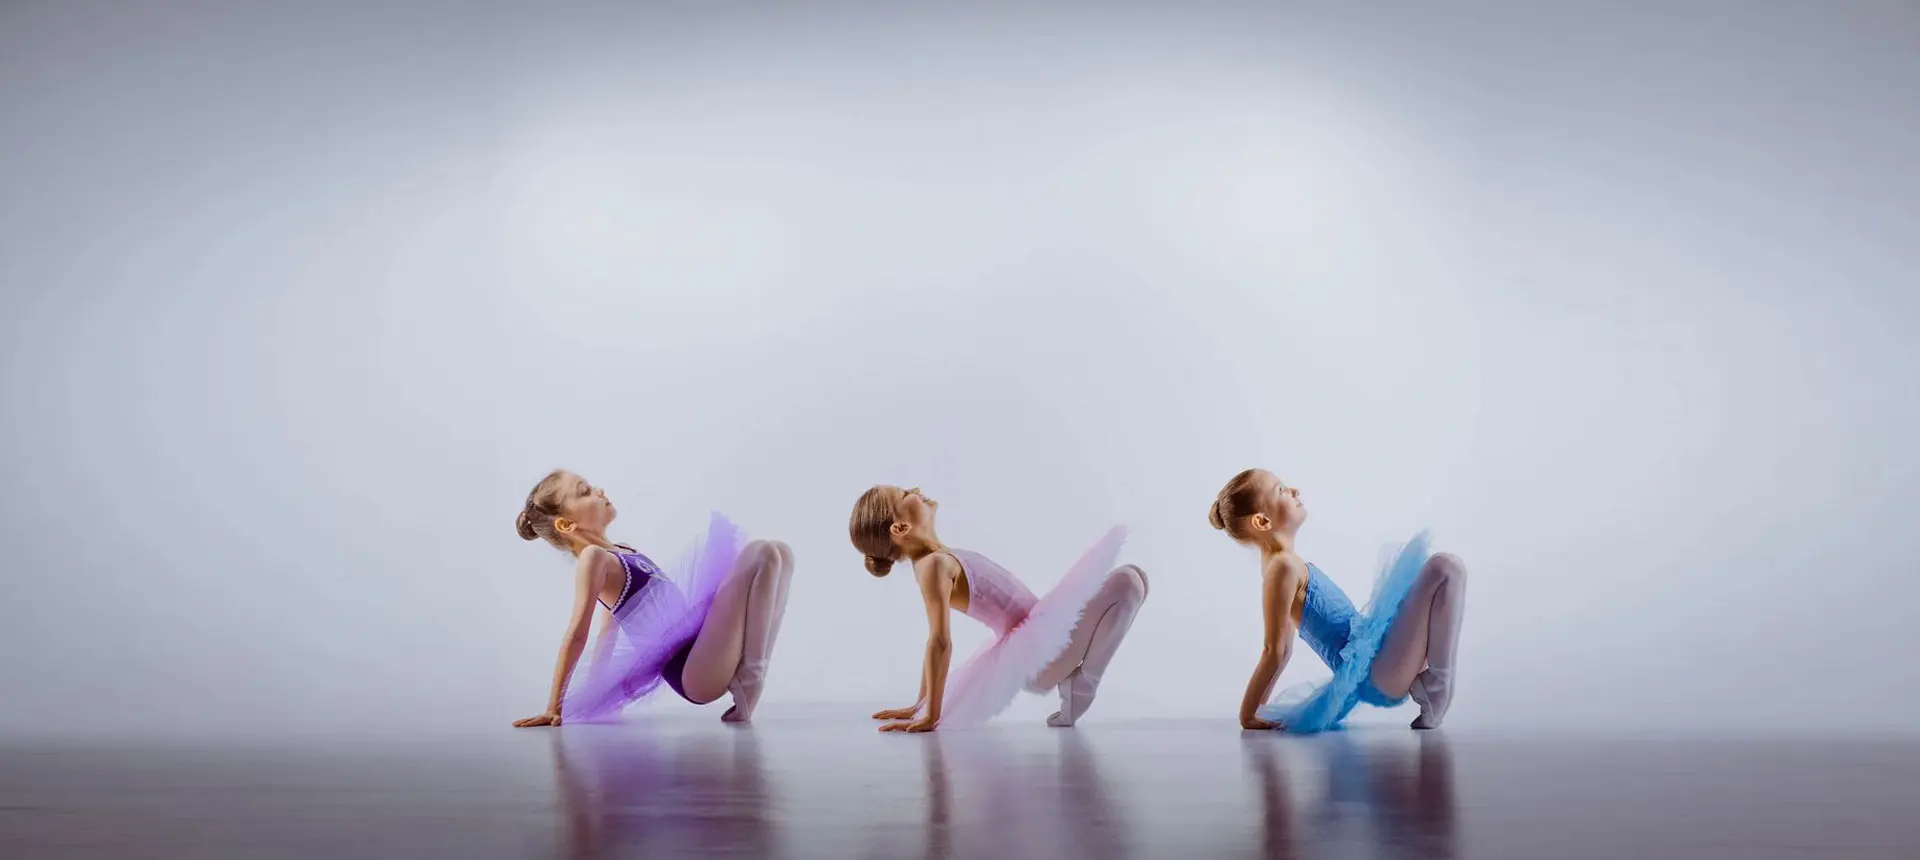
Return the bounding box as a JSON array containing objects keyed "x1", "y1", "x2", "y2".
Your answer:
[{"x1": 1258, "y1": 531, "x2": 1433, "y2": 733}]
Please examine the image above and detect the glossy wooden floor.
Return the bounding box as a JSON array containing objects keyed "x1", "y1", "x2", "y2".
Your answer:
[{"x1": 4, "y1": 713, "x2": 1917, "y2": 858}]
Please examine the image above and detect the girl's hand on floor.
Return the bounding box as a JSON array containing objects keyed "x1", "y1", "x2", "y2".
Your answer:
[{"x1": 880, "y1": 717, "x2": 938, "y2": 733}]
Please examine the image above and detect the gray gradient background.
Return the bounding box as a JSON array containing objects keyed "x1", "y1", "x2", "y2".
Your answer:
[{"x1": 2, "y1": 1, "x2": 1915, "y2": 736}]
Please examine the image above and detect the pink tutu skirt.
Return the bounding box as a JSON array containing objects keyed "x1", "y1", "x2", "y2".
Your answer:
[{"x1": 937, "y1": 526, "x2": 1130, "y2": 727}]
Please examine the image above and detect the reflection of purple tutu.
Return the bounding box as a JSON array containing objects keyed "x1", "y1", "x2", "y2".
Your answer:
[{"x1": 560, "y1": 512, "x2": 746, "y2": 723}]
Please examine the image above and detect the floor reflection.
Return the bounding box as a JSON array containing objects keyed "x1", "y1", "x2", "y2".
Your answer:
[
  {"x1": 867, "y1": 731, "x2": 1133, "y2": 860},
  {"x1": 9, "y1": 724, "x2": 1920, "y2": 858},
  {"x1": 1246, "y1": 731, "x2": 1459, "y2": 860},
  {"x1": 840, "y1": 728, "x2": 1458, "y2": 860},
  {"x1": 550, "y1": 726, "x2": 782, "y2": 859}
]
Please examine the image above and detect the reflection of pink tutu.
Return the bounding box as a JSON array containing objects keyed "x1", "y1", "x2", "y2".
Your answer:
[
  {"x1": 936, "y1": 527, "x2": 1130, "y2": 728},
  {"x1": 560, "y1": 512, "x2": 746, "y2": 723}
]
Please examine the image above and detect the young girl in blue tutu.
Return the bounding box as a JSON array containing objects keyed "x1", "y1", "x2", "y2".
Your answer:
[{"x1": 1209, "y1": 468, "x2": 1468, "y2": 732}]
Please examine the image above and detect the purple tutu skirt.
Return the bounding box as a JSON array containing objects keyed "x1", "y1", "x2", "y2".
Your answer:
[{"x1": 560, "y1": 511, "x2": 747, "y2": 723}]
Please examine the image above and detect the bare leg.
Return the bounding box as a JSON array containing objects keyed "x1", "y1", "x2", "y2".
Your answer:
[
  {"x1": 674, "y1": 539, "x2": 794, "y2": 721},
  {"x1": 1027, "y1": 565, "x2": 1149, "y2": 727},
  {"x1": 1368, "y1": 553, "x2": 1467, "y2": 729}
]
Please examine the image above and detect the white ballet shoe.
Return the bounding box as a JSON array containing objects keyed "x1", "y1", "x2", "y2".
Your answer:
[
  {"x1": 722, "y1": 659, "x2": 769, "y2": 723},
  {"x1": 1409, "y1": 669, "x2": 1453, "y2": 730},
  {"x1": 1046, "y1": 668, "x2": 1099, "y2": 728}
]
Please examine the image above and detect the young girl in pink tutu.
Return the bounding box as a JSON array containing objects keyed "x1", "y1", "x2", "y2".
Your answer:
[
  {"x1": 848, "y1": 485, "x2": 1148, "y2": 731},
  {"x1": 511, "y1": 470, "x2": 794, "y2": 727}
]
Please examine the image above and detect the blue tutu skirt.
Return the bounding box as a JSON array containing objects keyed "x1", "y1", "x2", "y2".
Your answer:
[{"x1": 1257, "y1": 531, "x2": 1433, "y2": 733}]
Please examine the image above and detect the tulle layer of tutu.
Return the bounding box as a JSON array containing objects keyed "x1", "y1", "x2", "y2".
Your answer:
[
  {"x1": 1257, "y1": 530, "x2": 1433, "y2": 734},
  {"x1": 936, "y1": 526, "x2": 1130, "y2": 728},
  {"x1": 560, "y1": 511, "x2": 746, "y2": 724}
]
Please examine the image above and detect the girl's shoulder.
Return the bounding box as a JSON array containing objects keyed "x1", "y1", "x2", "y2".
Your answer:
[
  {"x1": 1261, "y1": 550, "x2": 1308, "y2": 583},
  {"x1": 913, "y1": 549, "x2": 964, "y2": 579}
]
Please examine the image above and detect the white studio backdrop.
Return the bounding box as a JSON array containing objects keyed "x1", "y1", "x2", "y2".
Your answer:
[{"x1": 1, "y1": 1, "x2": 1915, "y2": 735}]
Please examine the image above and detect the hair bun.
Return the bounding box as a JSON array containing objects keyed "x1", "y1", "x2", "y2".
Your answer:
[
  {"x1": 864, "y1": 555, "x2": 895, "y2": 577},
  {"x1": 1208, "y1": 499, "x2": 1226, "y2": 530},
  {"x1": 515, "y1": 510, "x2": 539, "y2": 541}
]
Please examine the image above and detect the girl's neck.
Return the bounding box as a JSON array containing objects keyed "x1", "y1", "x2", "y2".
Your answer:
[
  {"x1": 900, "y1": 532, "x2": 948, "y2": 562},
  {"x1": 1256, "y1": 532, "x2": 1297, "y2": 560},
  {"x1": 570, "y1": 533, "x2": 619, "y2": 555}
]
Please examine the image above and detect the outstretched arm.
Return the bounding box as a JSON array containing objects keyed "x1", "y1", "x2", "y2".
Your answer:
[
  {"x1": 1240, "y1": 555, "x2": 1306, "y2": 730},
  {"x1": 882, "y1": 553, "x2": 958, "y2": 733},
  {"x1": 515, "y1": 550, "x2": 614, "y2": 727}
]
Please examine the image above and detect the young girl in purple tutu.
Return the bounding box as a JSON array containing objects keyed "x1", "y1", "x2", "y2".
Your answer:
[{"x1": 511, "y1": 470, "x2": 794, "y2": 727}]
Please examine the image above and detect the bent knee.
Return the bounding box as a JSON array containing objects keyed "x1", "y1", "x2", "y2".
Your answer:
[
  {"x1": 1111, "y1": 564, "x2": 1149, "y2": 601},
  {"x1": 764, "y1": 539, "x2": 795, "y2": 570},
  {"x1": 740, "y1": 539, "x2": 784, "y2": 573},
  {"x1": 1425, "y1": 552, "x2": 1467, "y2": 586}
]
